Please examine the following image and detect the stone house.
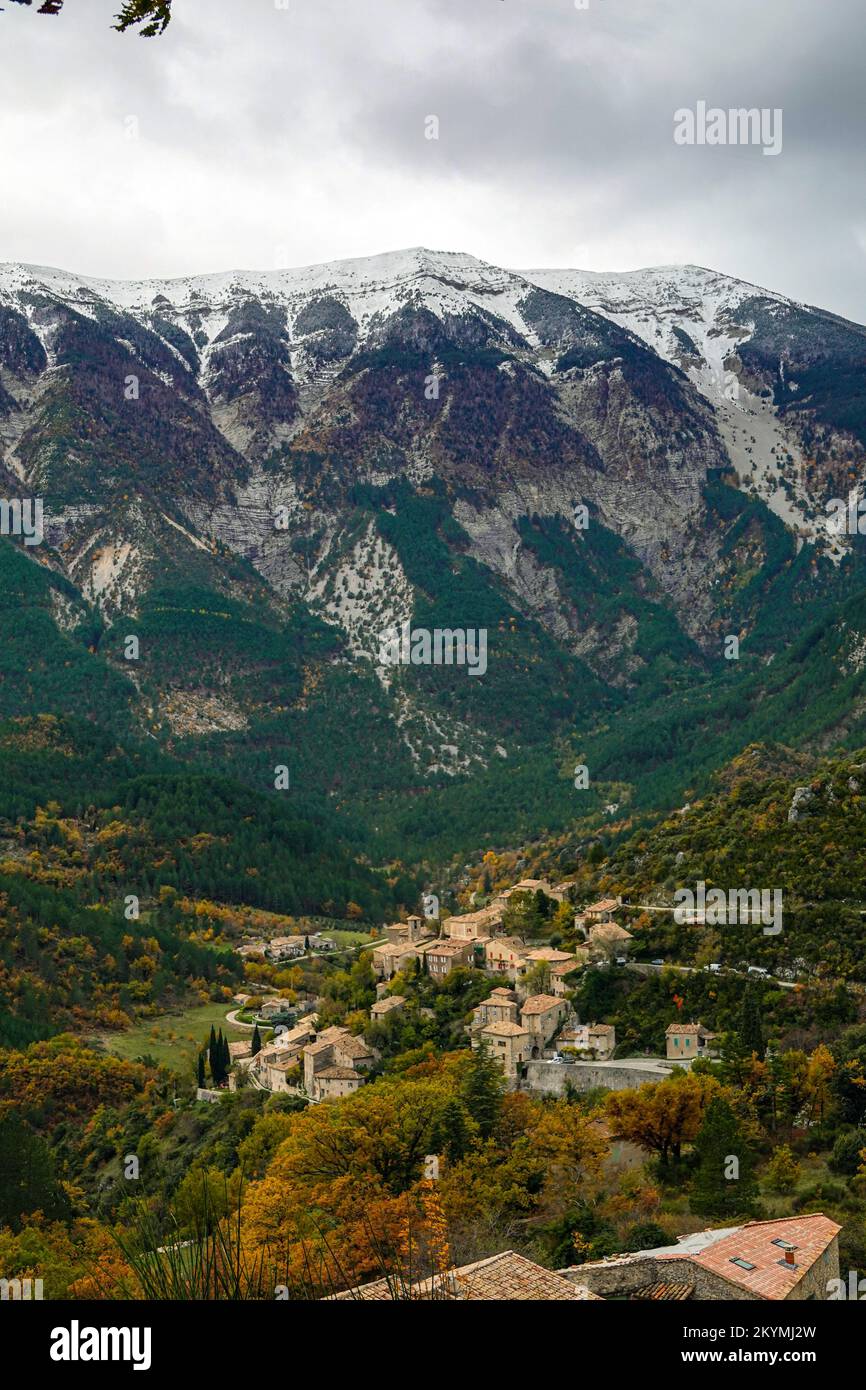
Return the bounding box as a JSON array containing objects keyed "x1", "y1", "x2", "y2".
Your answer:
[
  {"x1": 470, "y1": 988, "x2": 520, "y2": 1032},
  {"x1": 265, "y1": 935, "x2": 306, "y2": 961},
  {"x1": 493, "y1": 879, "x2": 567, "y2": 907},
  {"x1": 444, "y1": 904, "x2": 503, "y2": 940},
  {"x1": 257, "y1": 997, "x2": 293, "y2": 1020},
  {"x1": 581, "y1": 897, "x2": 621, "y2": 924},
  {"x1": 257, "y1": 1053, "x2": 303, "y2": 1093},
  {"x1": 250, "y1": 1018, "x2": 319, "y2": 1091},
  {"x1": 370, "y1": 994, "x2": 407, "y2": 1022},
  {"x1": 558, "y1": 1022, "x2": 616, "y2": 1060},
  {"x1": 418, "y1": 938, "x2": 473, "y2": 979},
  {"x1": 307, "y1": 933, "x2": 337, "y2": 952},
  {"x1": 264, "y1": 1019, "x2": 317, "y2": 1059},
  {"x1": 564, "y1": 1215, "x2": 841, "y2": 1302},
  {"x1": 384, "y1": 914, "x2": 429, "y2": 946},
  {"x1": 473, "y1": 1020, "x2": 532, "y2": 1081},
  {"x1": 311, "y1": 1066, "x2": 365, "y2": 1101},
  {"x1": 370, "y1": 939, "x2": 421, "y2": 980},
  {"x1": 303, "y1": 1027, "x2": 378, "y2": 1101},
  {"x1": 523, "y1": 947, "x2": 575, "y2": 972},
  {"x1": 665, "y1": 1021, "x2": 716, "y2": 1062},
  {"x1": 520, "y1": 994, "x2": 568, "y2": 1052},
  {"x1": 484, "y1": 936, "x2": 532, "y2": 980},
  {"x1": 331, "y1": 1250, "x2": 600, "y2": 1301},
  {"x1": 587, "y1": 922, "x2": 633, "y2": 958},
  {"x1": 236, "y1": 942, "x2": 268, "y2": 960},
  {"x1": 550, "y1": 958, "x2": 582, "y2": 998}
]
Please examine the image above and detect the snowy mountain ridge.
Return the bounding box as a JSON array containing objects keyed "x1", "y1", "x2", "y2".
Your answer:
[
  {"x1": 1, "y1": 247, "x2": 866, "y2": 782},
  {"x1": 0, "y1": 248, "x2": 809, "y2": 361}
]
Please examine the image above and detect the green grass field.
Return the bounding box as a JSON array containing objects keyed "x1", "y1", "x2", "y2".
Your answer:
[
  {"x1": 320, "y1": 929, "x2": 375, "y2": 948},
  {"x1": 94, "y1": 1002, "x2": 252, "y2": 1075}
]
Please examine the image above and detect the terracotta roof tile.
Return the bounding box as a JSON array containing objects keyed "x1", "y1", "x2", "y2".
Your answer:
[
  {"x1": 330, "y1": 1251, "x2": 603, "y2": 1301},
  {"x1": 520, "y1": 994, "x2": 562, "y2": 1014},
  {"x1": 661, "y1": 1214, "x2": 841, "y2": 1299}
]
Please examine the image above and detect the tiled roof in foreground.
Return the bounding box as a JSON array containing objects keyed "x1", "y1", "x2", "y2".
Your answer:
[
  {"x1": 562, "y1": 1211, "x2": 841, "y2": 1301},
  {"x1": 329, "y1": 1250, "x2": 603, "y2": 1301},
  {"x1": 670, "y1": 1214, "x2": 841, "y2": 1300}
]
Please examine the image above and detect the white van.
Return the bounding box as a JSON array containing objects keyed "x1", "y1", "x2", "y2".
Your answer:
[{"x1": 747, "y1": 965, "x2": 769, "y2": 978}]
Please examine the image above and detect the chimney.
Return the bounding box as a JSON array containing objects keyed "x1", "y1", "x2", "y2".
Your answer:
[{"x1": 784, "y1": 1249, "x2": 796, "y2": 1266}]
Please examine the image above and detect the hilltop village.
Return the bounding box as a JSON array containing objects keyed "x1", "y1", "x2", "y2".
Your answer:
[
  {"x1": 171, "y1": 873, "x2": 849, "y2": 1302},
  {"x1": 217, "y1": 878, "x2": 739, "y2": 1107}
]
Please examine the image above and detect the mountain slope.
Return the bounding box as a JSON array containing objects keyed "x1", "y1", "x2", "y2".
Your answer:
[
  {"x1": 1, "y1": 249, "x2": 866, "y2": 862},
  {"x1": 527, "y1": 264, "x2": 866, "y2": 549}
]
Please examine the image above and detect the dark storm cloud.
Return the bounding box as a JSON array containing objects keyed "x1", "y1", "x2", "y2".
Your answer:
[{"x1": 0, "y1": 0, "x2": 863, "y2": 317}]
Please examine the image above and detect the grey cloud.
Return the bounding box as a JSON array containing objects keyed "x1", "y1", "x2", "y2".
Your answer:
[{"x1": 0, "y1": 0, "x2": 863, "y2": 318}]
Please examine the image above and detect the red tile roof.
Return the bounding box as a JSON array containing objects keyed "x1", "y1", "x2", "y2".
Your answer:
[
  {"x1": 521, "y1": 994, "x2": 562, "y2": 1015},
  {"x1": 330, "y1": 1251, "x2": 603, "y2": 1301},
  {"x1": 661, "y1": 1214, "x2": 841, "y2": 1299}
]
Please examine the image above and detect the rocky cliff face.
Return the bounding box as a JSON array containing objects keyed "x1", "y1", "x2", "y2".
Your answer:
[{"x1": 1, "y1": 249, "x2": 864, "y2": 788}]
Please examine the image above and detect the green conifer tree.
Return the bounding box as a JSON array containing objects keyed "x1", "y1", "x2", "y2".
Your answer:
[
  {"x1": 691, "y1": 1096, "x2": 758, "y2": 1218},
  {"x1": 461, "y1": 1044, "x2": 505, "y2": 1140},
  {"x1": 740, "y1": 986, "x2": 766, "y2": 1061}
]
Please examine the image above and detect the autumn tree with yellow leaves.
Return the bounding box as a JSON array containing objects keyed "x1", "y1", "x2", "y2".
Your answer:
[{"x1": 605, "y1": 1071, "x2": 724, "y2": 1169}]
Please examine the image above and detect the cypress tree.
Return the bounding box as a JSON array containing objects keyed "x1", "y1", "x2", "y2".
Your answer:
[
  {"x1": 210, "y1": 1029, "x2": 224, "y2": 1085},
  {"x1": 740, "y1": 986, "x2": 765, "y2": 1060},
  {"x1": 691, "y1": 1096, "x2": 758, "y2": 1217},
  {"x1": 441, "y1": 1097, "x2": 470, "y2": 1165},
  {"x1": 251, "y1": 1024, "x2": 262, "y2": 1057},
  {"x1": 462, "y1": 1044, "x2": 505, "y2": 1140}
]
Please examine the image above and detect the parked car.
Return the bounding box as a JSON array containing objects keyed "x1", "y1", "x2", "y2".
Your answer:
[
  {"x1": 747, "y1": 965, "x2": 769, "y2": 978},
  {"x1": 651, "y1": 958, "x2": 665, "y2": 966},
  {"x1": 706, "y1": 962, "x2": 722, "y2": 973}
]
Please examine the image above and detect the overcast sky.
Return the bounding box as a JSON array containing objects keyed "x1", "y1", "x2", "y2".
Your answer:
[{"x1": 1, "y1": 0, "x2": 864, "y2": 318}]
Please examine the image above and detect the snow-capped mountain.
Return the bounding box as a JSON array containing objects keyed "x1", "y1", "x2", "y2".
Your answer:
[
  {"x1": 526, "y1": 263, "x2": 866, "y2": 548},
  {"x1": 3, "y1": 248, "x2": 862, "y2": 539},
  {"x1": 1, "y1": 248, "x2": 865, "y2": 781}
]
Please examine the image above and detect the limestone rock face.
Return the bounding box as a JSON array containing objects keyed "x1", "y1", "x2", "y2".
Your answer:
[{"x1": 1, "y1": 249, "x2": 864, "y2": 785}]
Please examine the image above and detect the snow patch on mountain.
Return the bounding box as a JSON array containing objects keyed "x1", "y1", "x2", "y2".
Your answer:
[
  {"x1": 0, "y1": 249, "x2": 541, "y2": 352},
  {"x1": 524, "y1": 264, "x2": 838, "y2": 552}
]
